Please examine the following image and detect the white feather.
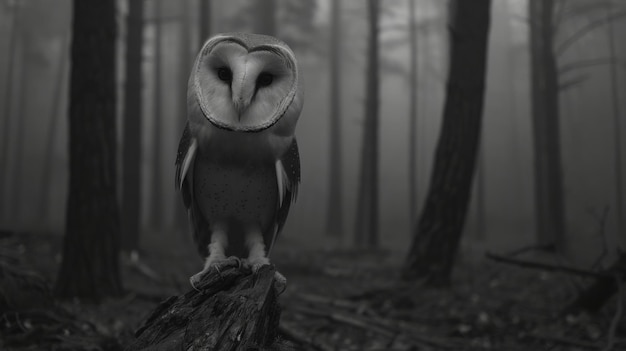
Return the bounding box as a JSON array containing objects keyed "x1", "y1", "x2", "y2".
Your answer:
[
  {"x1": 275, "y1": 159, "x2": 288, "y2": 208},
  {"x1": 180, "y1": 139, "x2": 198, "y2": 190}
]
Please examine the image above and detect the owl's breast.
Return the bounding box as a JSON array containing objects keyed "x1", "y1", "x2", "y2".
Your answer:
[
  {"x1": 193, "y1": 120, "x2": 293, "y2": 164},
  {"x1": 193, "y1": 153, "x2": 278, "y2": 256}
]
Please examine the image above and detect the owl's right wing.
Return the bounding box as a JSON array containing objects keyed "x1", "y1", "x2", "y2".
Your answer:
[
  {"x1": 175, "y1": 122, "x2": 198, "y2": 209},
  {"x1": 175, "y1": 122, "x2": 212, "y2": 256}
]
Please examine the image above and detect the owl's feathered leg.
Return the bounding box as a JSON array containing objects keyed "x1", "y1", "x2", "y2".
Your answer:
[
  {"x1": 190, "y1": 225, "x2": 240, "y2": 290},
  {"x1": 244, "y1": 230, "x2": 286, "y2": 291}
]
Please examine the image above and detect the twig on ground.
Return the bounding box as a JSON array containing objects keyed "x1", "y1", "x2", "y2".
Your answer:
[
  {"x1": 504, "y1": 244, "x2": 557, "y2": 258},
  {"x1": 279, "y1": 322, "x2": 335, "y2": 351}
]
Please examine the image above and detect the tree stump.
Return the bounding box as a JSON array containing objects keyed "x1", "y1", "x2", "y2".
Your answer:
[
  {"x1": 564, "y1": 254, "x2": 626, "y2": 315},
  {"x1": 126, "y1": 263, "x2": 294, "y2": 351}
]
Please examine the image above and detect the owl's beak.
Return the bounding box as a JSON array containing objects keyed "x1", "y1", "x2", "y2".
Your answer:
[
  {"x1": 231, "y1": 66, "x2": 254, "y2": 119},
  {"x1": 233, "y1": 96, "x2": 250, "y2": 118}
]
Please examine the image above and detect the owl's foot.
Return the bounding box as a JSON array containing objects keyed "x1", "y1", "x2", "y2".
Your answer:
[
  {"x1": 189, "y1": 256, "x2": 241, "y2": 291},
  {"x1": 243, "y1": 231, "x2": 286, "y2": 293}
]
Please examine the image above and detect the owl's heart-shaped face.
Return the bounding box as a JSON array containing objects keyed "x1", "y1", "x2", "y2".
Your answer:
[{"x1": 191, "y1": 33, "x2": 302, "y2": 132}]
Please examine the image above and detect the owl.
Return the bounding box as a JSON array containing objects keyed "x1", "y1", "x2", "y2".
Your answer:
[{"x1": 175, "y1": 33, "x2": 303, "y2": 289}]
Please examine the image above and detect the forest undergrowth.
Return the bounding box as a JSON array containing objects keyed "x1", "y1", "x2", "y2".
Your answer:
[{"x1": 0, "y1": 231, "x2": 623, "y2": 351}]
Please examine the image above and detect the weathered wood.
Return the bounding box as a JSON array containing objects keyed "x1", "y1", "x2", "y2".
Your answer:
[{"x1": 127, "y1": 263, "x2": 295, "y2": 351}]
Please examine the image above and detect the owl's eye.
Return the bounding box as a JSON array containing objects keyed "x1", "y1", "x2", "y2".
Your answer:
[
  {"x1": 217, "y1": 67, "x2": 232, "y2": 82},
  {"x1": 257, "y1": 72, "x2": 273, "y2": 88}
]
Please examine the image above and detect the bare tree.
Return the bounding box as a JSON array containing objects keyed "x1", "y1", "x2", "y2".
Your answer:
[
  {"x1": 122, "y1": 0, "x2": 145, "y2": 253},
  {"x1": 151, "y1": 0, "x2": 163, "y2": 228},
  {"x1": 354, "y1": 0, "x2": 380, "y2": 248},
  {"x1": 408, "y1": 0, "x2": 418, "y2": 224},
  {"x1": 607, "y1": 1, "x2": 624, "y2": 240},
  {"x1": 529, "y1": 0, "x2": 566, "y2": 251},
  {"x1": 326, "y1": 0, "x2": 343, "y2": 238},
  {"x1": 56, "y1": 0, "x2": 123, "y2": 299},
  {"x1": 403, "y1": 0, "x2": 492, "y2": 286},
  {"x1": 0, "y1": 2, "x2": 21, "y2": 221}
]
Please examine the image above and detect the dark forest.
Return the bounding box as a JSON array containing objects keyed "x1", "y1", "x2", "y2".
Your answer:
[{"x1": 0, "y1": 0, "x2": 625, "y2": 350}]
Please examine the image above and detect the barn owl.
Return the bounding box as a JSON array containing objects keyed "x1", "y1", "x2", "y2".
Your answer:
[{"x1": 175, "y1": 32, "x2": 303, "y2": 289}]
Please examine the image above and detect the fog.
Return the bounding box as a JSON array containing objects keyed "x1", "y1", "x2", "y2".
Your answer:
[{"x1": 0, "y1": 0, "x2": 624, "y2": 265}]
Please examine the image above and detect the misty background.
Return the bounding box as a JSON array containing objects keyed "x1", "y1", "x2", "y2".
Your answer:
[{"x1": 0, "y1": 0, "x2": 624, "y2": 266}]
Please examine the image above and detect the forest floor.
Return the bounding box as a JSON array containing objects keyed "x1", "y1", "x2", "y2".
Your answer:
[{"x1": 0, "y1": 230, "x2": 624, "y2": 351}]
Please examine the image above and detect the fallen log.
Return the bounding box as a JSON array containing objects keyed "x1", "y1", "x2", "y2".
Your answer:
[
  {"x1": 486, "y1": 251, "x2": 626, "y2": 314},
  {"x1": 126, "y1": 262, "x2": 296, "y2": 351},
  {"x1": 485, "y1": 252, "x2": 616, "y2": 280}
]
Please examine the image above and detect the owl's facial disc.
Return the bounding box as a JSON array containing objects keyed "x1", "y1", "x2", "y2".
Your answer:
[{"x1": 194, "y1": 38, "x2": 298, "y2": 132}]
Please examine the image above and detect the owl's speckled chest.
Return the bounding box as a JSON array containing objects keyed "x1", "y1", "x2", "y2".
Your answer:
[{"x1": 193, "y1": 153, "x2": 278, "y2": 233}]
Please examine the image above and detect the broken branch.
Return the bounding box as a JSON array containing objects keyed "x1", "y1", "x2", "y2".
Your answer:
[{"x1": 485, "y1": 252, "x2": 618, "y2": 280}]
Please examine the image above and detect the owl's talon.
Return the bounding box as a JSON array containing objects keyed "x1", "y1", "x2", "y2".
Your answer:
[
  {"x1": 189, "y1": 256, "x2": 241, "y2": 289},
  {"x1": 189, "y1": 273, "x2": 204, "y2": 291},
  {"x1": 226, "y1": 256, "x2": 242, "y2": 269},
  {"x1": 247, "y1": 257, "x2": 270, "y2": 272},
  {"x1": 247, "y1": 260, "x2": 287, "y2": 294},
  {"x1": 274, "y1": 271, "x2": 287, "y2": 295}
]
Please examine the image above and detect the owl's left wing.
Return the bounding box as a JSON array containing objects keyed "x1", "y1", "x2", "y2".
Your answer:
[{"x1": 274, "y1": 138, "x2": 300, "y2": 239}]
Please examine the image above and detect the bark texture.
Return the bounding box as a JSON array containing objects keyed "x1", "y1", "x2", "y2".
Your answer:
[
  {"x1": 127, "y1": 265, "x2": 292, "y2": 351},
  {"x1": 403, "y1": 0, "x2": 491, "y2": 286},
  {"x1": 529, "y1": 0, "x2": 566, "y2": 251},
  {"x1": 55, "y1": 0, "x2": 122, "y2": 299}
]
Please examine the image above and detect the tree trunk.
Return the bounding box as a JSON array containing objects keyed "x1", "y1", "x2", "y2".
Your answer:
[
  {"x1": 122, "y1": 0, "x2": 145, "y2": 253},
  {"x1": 199, "y1": 0, "x2": 211, "y2": 45},
  {"x1": 326, "y1": 0, "x2": 343, "y2": 238},
  {"x1": 607, "y1": 1, "x2": 624, "y2": 240},
  {"x1": 254, "y1": 0, "x2": 276, "y2": 36},
  {"x1": 354, "y1": 0, "x2": 380, "y2": 248},
  {"x1": 402, "y1": 0, "x2": 491, "y2": 286},
  {"x1": 151, "y1": 0, "x2": 163, "y2": 228},
  {"x1": 39, "y1": 34, "x2": 70, "y2": 220},
  {"x1": 408, "y1": 0, "x2": 418, "y2": 225},
  {"x1": 0, "y1": 4, "x2": 21, "y2": 222},
  {"x1": 475, "y1": 149, "x2": 487, "y2": 240},
  {"x1": 55, "y1": 0, "x2": 123, "y2": 299},
  {"x1": 529, "y1": 0, "x2": 566, "y2": 252},
  {"x1": 9, "y1": 36, "x2": 29, "y2": 222}
]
